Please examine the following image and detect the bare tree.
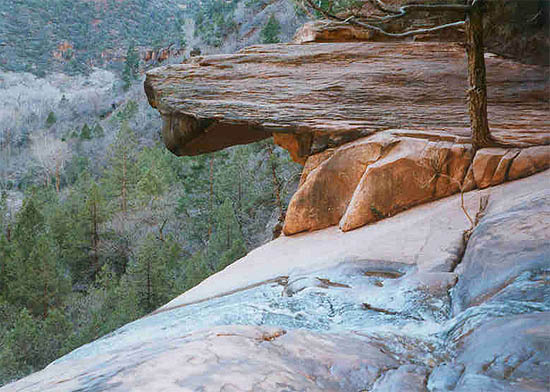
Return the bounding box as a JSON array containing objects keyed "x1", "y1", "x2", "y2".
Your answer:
[
  {"x1": 302, "y1": 0, "x2": 504, "y2": 150},
  {"x1": 31, "y1": 134, "x2": 71, "y2": 192}
]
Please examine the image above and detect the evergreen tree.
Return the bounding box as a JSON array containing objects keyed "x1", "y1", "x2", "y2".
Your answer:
[
  {"x1": 7, "y1": 197, "x2": 69, "y2": 318},
  {"x1": 122, "y1": 43, "x2": 140, "y2": 91},
  {"x1": 8, "y1": 232, "x2": 69, "y2": 319},
  {"x1": 260, "y1": 14, "x2": 281, "y2": 44},
  {"x1": 127, "y1": 233, "x2": 180, "y2": 313},
  {"x1": 103, "y1": 122, "x2": 140, "y2": 214},
  {"x1": 45, "y1": 111, "x2": 56, "y2": 128},
  {"x1": 80, "y1": 123, "x2": 92, "y2": 140},
  {"x1": 92, "y1": 123, "x2": 104, "y2": 138},
  {"x1": 11, "y1": 198, "x2": 45, "y2": 262},
  {"x1": 0, "y1": 234, "x2": 11, "y2": 302}
]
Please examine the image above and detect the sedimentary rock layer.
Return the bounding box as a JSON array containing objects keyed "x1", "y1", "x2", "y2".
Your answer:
[{"x1": 145, "y1": 42, "x2": 549, "y2": 162}]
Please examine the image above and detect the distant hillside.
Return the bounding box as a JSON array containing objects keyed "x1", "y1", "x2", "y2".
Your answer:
[
  {"x1": 0, "y1": 0, "x2": 305, "y2": 76},
  {"x1": 0, "y1": 0, "x2": 187, "y2": 75}
]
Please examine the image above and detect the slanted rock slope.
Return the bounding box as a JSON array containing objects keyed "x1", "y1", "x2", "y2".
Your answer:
[{"x1": 2, "y1": 170, "x2": 548, "y2": 392}]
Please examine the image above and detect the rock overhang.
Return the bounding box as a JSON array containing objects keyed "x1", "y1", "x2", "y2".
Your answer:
[{"x1": 144, "y1": 41, "x2": 549, "y2": 163}]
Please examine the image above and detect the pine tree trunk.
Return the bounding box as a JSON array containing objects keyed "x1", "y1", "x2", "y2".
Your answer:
[
  {"x1": 267, "y1": 145, "x2": 284, "y2": 222},
  {"x1": 466, "y1": 0, "x2": 494, "y2": 149},
  {"x1": 122, "y1": 152, "x2": 127, "y2": 214},
  {"x1": 147, "y1": 259, "x2": 152, "y2": 310},
  {"x1": 55, "y1": 161, "x2": 61, "y2": 193},
  {"x1": 208, "y1": 156, "x2": 214, "y2": 240},
  {"x1": 90, "y1": 201, "x2": 99, "y2": 276}
]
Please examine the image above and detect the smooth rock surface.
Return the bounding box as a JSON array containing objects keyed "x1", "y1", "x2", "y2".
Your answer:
[
  {"x1": 2, "y1": 171, "x2": 548, "y2": 391},
  {"x1": 449, "y1": 313, "x2": 550, "y2": 392},
  {"x1": 508, "y1": 145, "x2": 550, "y2": 181},
  {"x1": 144, "y1": 42, "x2": 549, "y2": 161},
  {"x1": 451, "y1": 183, "x2": 550, "y2": 313}
]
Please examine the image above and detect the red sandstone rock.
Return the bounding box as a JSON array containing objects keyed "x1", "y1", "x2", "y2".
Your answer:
[
  {"x1": 508, "y1": 145, "x2": 550, "y2": 181},
  {"x1": 339, "y1": 135, "x2": 473, "y2": 232},
  {"x1": 283, "y1": 133, "x2": 398, "y2": 234},
  {"x1": 472, "y1": 148, "x2": 510, "y2": 189},
  {"x1": 283, "y1": 130, "x2": 475, "y2": 235}
]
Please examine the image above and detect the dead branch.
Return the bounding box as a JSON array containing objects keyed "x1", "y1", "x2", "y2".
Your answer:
[
  {"x1": 304, "y1": 0, "x2": 469, "y2": 36},
  {"x1": 416, "y1": 142, "x2": 474, "y2": 230}
]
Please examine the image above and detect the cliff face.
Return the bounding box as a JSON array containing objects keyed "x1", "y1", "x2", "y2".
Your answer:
[{"x1": 144, "y1": 41, "x2": 549, "y2": 163}]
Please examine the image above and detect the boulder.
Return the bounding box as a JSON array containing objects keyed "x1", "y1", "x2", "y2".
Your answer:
[
  {"x1": 371, "y1": 365, "x2": 429, "y2": 392},
  {"x1": 284, "y1": 132, "x2": 399, "y2": 234},
  {"x1": 471, "y1": 146, "x2": 549, "y2": 189},
  {"x1": 339, "y1": 136, "x2": 474, "y2": 232},
  {"x1": 144, "y1": 42, "x2": 549, "y2": 162},
  {"x1": 472, "y1": 148, "x2": 512, "y2": 189},
  {"x1": 284, "y1": 130, "x2": 474, "y2": 234},
  {"x1": 508, "y1": 145, "x2": 550, "y2": 181}
]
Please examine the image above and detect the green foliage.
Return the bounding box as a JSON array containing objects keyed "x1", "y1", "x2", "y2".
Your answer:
[
  {"x1": 193, "y1": 0, "x2": 240, "y2": 47},
  {"x1": 103, "y1": 121, "x2": 140, "y2": 214},
  {"x1": 111, "y1": 100, "x2": 139, "y2": 124},
  {"x1": 122, "y1": 43, "x2": 140, "y2": 91},
  {"x1": 45, "y1": 111, "x2": 57, "y2": 128},
  {"x1": 0, "y1": 136, "x2": 301, "y2": 386},
  {"x1": 0, "y1": 308, "x2": 71, "y2": 383},
  {"x1": 260, "y1": 14, "x2": 281, "y2": 44},
  {"x1": 7, "y1": 200, "x2": 70, "y2": 318},
  {"x1": 80, "y1": 123, "x2": 92, "y2": 140},
  {"x1": 127, "y1": 234, "x2": 181, "y2": 312},
  {"x1": 92, "y1": 123, "x2": 105, "y2": 138},
  {"x1": 0, "y1": 0, "x2": 186, "y2": 76}
]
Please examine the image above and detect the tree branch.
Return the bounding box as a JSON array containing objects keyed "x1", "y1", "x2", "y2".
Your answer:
[
  {"x1": 304, "y1": 0, "x2": 466, "y2": 37},
  {"x1": 350, "y1": 19, "x2": 466, "y2": 37}
]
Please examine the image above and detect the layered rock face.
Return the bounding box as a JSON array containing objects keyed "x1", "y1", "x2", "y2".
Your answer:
[
  {"x1": 144, "y1": 41, "x2": 549, "y2": 162},
  {"x1": 3, "y1": 171, "x2": 548, "y2": 391}
]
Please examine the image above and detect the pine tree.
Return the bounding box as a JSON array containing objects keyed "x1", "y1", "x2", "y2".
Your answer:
[
  {"x1": 11, "y1": 198, "x2": 45, "y2": 262},
  {"x1": 45, "y1": 111, "x2": 56, "y2": 128},
  {"x1": 260, "y1": 14, "x2": 281, "y2": 44},
  {"x1": 127, "y1": 233, "x2": 180, "y2": 313},
  {"x1": 92, "y1": 123, "x2": 104, "y2": 138},
  {"x1": 8, "y1": 232, "x2": 69, "y2": 319},
  {"x1": 50, "y1": 175, "x2": 110, "y2": 283},
  {"x1": 122, "y1": 43, "x2": 140, "y2": 91},
  {"x1": 103, "y1": 122, "x2": 139, "y2": 214},
  {"x1": 204, "y1": 198, "x2": 247, "y2": 273},
  {"x1": 80, "y1": 123, "x2": 92, "y2": 140},
  {"x1": 7, "y1": 197, "x2": 69, "y2": 318}
]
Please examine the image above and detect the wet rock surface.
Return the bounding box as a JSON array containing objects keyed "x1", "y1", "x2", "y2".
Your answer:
[{"x1": 2, "y1": 170, "x2": 548, "y2": 391}]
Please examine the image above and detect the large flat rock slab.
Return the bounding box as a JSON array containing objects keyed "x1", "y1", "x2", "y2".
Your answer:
[
  {"x1": 0, "y1": 326, "x2": 399, "y2": 392},
  {"x1": 145, "y1": 42, "x2": 549, "y2": 161}
]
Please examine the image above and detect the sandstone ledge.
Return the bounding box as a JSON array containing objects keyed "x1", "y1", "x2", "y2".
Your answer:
[{"x1": 145, "y1": 42, "x2": 549, "y2": 161}]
